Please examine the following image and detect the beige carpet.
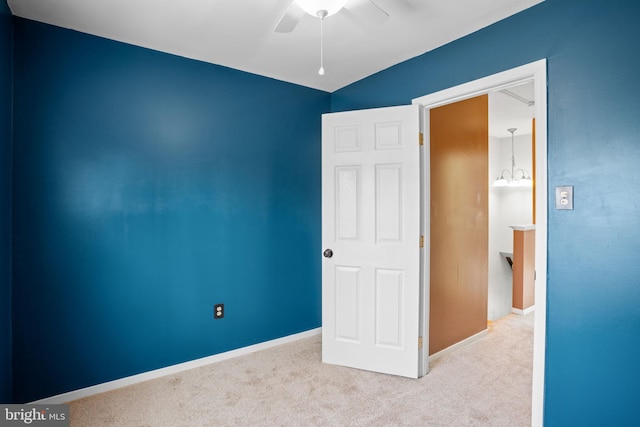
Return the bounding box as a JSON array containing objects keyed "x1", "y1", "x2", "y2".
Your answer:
[{"x1": 69, "y1": 313, "x2": 534, "y2": 426}]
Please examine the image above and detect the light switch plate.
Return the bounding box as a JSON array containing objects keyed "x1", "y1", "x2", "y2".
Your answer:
[{"x1": 555, "y1": 186, "x2": 574, "y2": 210}]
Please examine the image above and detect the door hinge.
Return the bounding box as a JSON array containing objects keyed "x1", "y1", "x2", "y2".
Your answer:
[
  {"x1": 419, "y1": 132, "x2": 424, "y2": 146},
  {"x1": 418, "y1": 336, "x2": 423, "y2": 350},
  {"x1": 420, "y1": 235, "x2": 424, "y2": 248}
]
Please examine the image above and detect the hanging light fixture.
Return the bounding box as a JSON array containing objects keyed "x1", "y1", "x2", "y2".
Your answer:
[
  {"x1": 493, "y1": 128, "x2": 533, "y2": 188},
  {"x1": 295, "y1": 0, "x2": 347, "y2": 75}
]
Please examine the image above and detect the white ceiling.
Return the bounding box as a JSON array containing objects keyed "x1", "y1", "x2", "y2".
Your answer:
[
  {"x1": 490, "y1": 81, "x2": 536, "y2": 138},
  {"x1": 7, "y1": 0, "x2": 543, "y2": 93}
]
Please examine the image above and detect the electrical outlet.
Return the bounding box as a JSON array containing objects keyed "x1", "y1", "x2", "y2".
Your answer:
[
  {"x1": 555, "y1": 185, "x2": 574, "y2": 210},
  {"x1": 214, "y1": 303, "x2": 224, "y2": 319}
]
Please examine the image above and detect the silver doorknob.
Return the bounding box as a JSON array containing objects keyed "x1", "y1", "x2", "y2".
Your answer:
[{"x1": 323, "y1": 249, "x2": 333, "y2": 258}]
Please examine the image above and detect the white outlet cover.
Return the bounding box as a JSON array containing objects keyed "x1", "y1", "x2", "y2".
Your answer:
[{"x1": 555, "y1": 186, "x2": 574, "y2": 210}]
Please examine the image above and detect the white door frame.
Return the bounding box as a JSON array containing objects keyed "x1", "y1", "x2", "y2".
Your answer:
[{"x1": 412, "y1": 59, "x2": 547, "y2": 427}]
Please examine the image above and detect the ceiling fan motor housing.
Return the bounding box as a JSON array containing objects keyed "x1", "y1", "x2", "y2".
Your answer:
[{"x1": 296, "y1": 0, "x2": 348, "y2": 17}]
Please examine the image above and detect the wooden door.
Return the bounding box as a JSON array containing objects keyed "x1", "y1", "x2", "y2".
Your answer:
[{"x1": 429, "y1": 95, "x2": 489, "y2": 355}]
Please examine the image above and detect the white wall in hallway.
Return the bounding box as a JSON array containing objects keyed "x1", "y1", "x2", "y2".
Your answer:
[{"x1": 488, "y1": 133, "x2": 533, "y2": 321}]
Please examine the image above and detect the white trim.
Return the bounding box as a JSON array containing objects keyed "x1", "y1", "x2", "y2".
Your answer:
[
  {"x1": 418, "y1": 106, "x2": 431, "y2": 378},
  {"x1": 31, "y1": 328, "x2": 322, "y2": 405},
  {"x1": 412, "y1": 61, "x2": 544, "y2": 107},
  {"x1": 412, "y1": 58, "x2": 547, "y2": 427},
  {"x1": 428, "y1": 329, "x2": 489, "y2": 362},
  {"x1": 512, "y1": 306, "x2": 536, "y2": 315}
]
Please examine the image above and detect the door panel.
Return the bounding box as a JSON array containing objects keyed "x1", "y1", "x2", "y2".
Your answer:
[
  {"x1": 335, "y1": 166, "x2": 361, "y2": 241},
  {"x1": 375, "y1": 268, "x2": 404, "y2": 347},
  {"x1": 335, "y1": 266, "x2": 360, "y2": 342},
  {"x1": 375, "y1": 164, "x2": 403, "y2": 242},
  {"x1": 322, "y1": 105, "x2": 421, "y2": 378}
]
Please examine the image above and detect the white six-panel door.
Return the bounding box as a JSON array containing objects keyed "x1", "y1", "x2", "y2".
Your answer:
[{"x1": 322, "y1": 105, "x2": 422, "y2": 378}]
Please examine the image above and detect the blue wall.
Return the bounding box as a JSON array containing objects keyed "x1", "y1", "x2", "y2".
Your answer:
[
  {"x1": 0, "y1": 2, "x2": 13, "y2": 404},
  {"x1": 11, "y1": 18, "x2": 330, "y2": 402},
  {"x1": 6, "y1": 0, "x2": 640, "y2": 423},
  {"x1": 333, "y1": 0, "x2": 640, "y2": 425}
]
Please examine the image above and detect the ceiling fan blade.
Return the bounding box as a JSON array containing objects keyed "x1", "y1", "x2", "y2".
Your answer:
[
  {"x1": 274, "y1": 1, "x2": 306, "y2": 33},
  {"x1": 345, "y1": 0, "x2": 389, "y2": 26}
]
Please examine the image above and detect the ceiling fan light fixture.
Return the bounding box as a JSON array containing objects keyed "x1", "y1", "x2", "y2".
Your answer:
[{"x1": 295, "y1": 0, "x2": 347, "y2": 17}]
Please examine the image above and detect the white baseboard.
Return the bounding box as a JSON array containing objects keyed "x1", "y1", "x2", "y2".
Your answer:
[
  {"x1": 428, "y1": 329, "x2": 489, "y2": 362},
  {"x1": 512, "y1": 306, "x2": 535, "y2": 315},
  {"x1": 32, "y1": 328, "x2": 322, "y2": 404}
]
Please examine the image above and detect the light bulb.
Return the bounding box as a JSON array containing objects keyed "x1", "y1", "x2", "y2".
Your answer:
[{"x1": 493, "y1": 178, "x2": 509, "y2": 188}]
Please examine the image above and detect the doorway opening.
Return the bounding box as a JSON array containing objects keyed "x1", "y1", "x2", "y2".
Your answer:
[
  {"x1": 489, "y1": 80, "x2": 536, "y2": 320},
  {"x1": 413, "y1": 59, "x2": 547, "y2": 427}
]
